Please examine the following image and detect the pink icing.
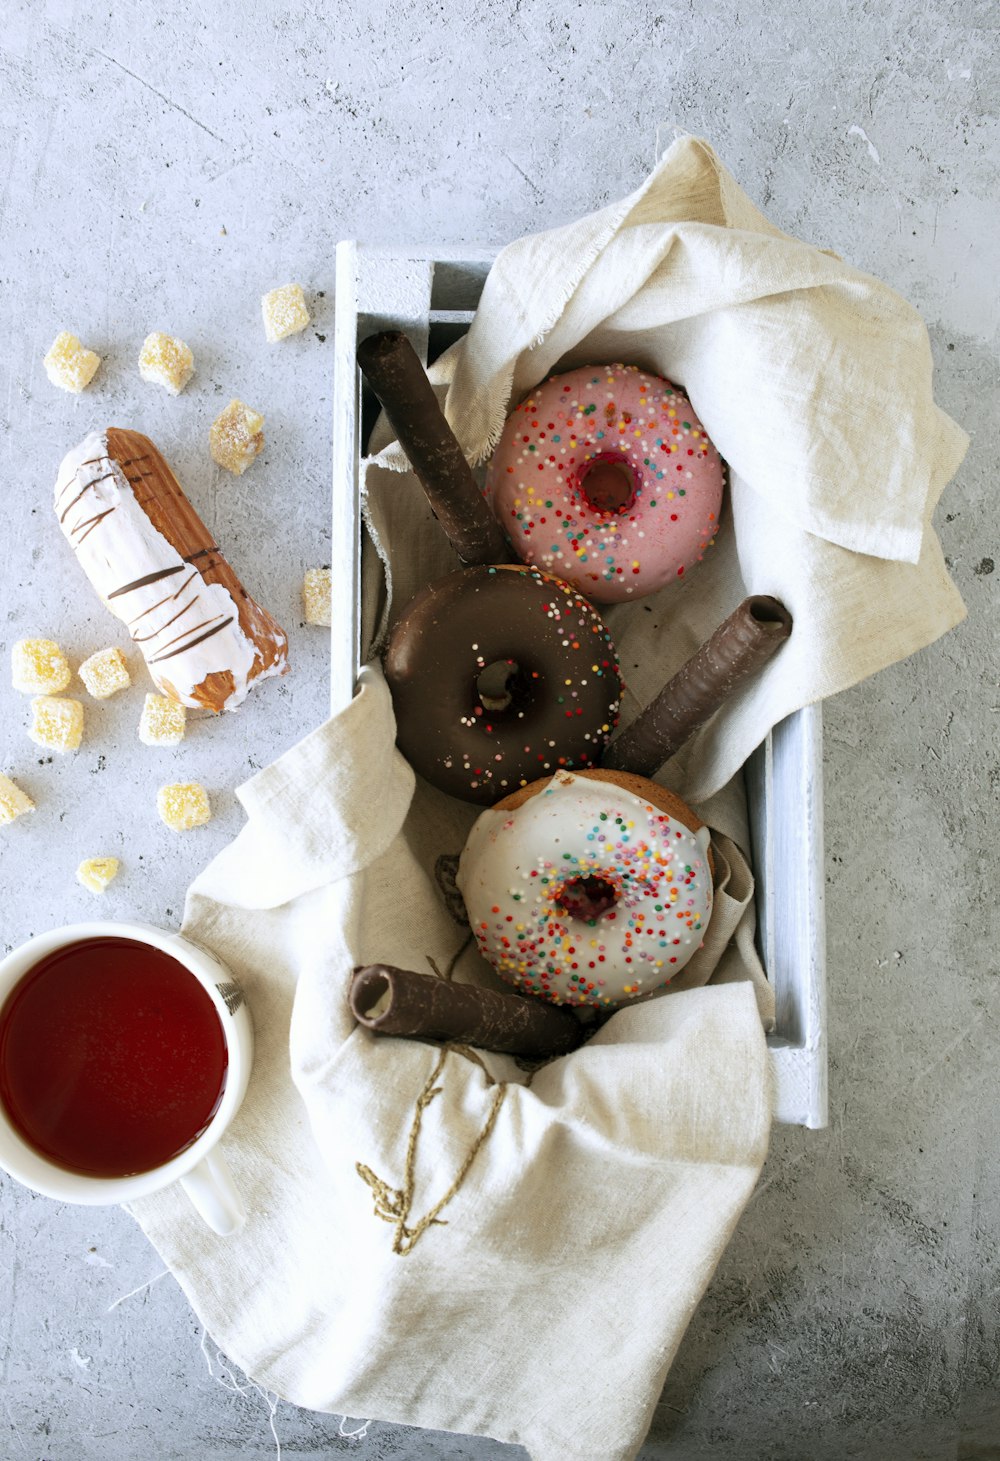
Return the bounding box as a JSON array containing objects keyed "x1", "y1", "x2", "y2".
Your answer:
[{"x1": 485, "y1": 364, "x2": 725, "y2": 603}]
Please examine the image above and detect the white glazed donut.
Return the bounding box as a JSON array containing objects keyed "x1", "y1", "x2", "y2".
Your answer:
[{"x1": 456, "y1": 768, "x2": 714, "y2": 1007}]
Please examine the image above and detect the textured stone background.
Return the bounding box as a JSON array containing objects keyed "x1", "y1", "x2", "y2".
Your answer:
[{"x1": 0, "y1": 1, "x2": 997, "y2": 1457}]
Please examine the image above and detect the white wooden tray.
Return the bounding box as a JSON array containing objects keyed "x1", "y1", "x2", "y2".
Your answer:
[{"x1": 332, "y1": 242, "x2": 828, "y2": 1129}]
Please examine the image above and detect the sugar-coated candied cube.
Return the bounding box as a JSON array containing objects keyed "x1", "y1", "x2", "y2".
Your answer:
[
  {"x1": 12, "y1": 638, "x2": 72, "y2": 694},
  {"x1": 0, "y1": 773, "x2": 34, "y2": 825},
  {"x1": 77, "y1": 857, "x2": 120, "y2": 894},
  {"x1": 157, "y1": 782, "x2": 211, "y2": 831},
  {"x1": 261, "y1": 283, "x2": 311, "y2": 343},
  {"x1": 139, "y1": 692, "x2": 186, "y2": 747},
  {"x1": 302, "y1": 567, "x2": 332, "y2": 626},
  {"x1": 138, "y1": 331, "x2": 195, "y2": 395},
  {"x1": 209, "y1": 399, "x2": 265, "y2": 475},
  {"x1": 28, "y1": 697, "x2": 84, "y2": 753},
  {"x1": 43, "y1": 331, "x2": 101, "y2": 393},
  {"x1": 78, "y1": 646, "x2": 131, "y2": 700}
]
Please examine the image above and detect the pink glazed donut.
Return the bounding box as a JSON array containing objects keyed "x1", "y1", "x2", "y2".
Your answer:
[{"x1": 485, "y1": 363, "x2": 725, "y2": 603}]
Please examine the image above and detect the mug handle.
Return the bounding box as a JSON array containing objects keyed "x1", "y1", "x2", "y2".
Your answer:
[{"x1": 180, "y1": 1149, "x2": 246, "y2": 1236}]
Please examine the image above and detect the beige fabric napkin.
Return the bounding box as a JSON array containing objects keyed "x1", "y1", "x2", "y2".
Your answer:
[
  {"x1": 131, "y1": 669, "x2": 772, "y2": 1461},
  {"x1": 129, "y1": 135, "x2": 966, "y2": 1461}
]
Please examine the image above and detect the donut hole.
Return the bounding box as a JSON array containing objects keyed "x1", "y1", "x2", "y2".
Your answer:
[
  {"x1": 555, "y1": 874, "x2": 618, "y2": 923},
  {"x1": 476, "y1": 658, "x2": 530, "y2": 715},
  {"x1": 578, "y1": 455, "x2": 637, "y2": 515}
]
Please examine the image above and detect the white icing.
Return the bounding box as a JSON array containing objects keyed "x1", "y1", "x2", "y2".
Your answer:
[
  {"x1": 55, "y1": 431, "x2": 281, "y2": 710},
  {"x1": 457, "y1": 770, "x2": 714, "y2": 1007}
]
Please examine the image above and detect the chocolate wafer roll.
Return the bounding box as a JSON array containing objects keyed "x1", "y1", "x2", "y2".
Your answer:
[
  {"x1": 350, "y1": 963, "x2": 585, "y2": 1059},
  {"x1": 603, "y1": 595, "x2": 792, "y2": 777},
  {"x1": 357, "y1": 330, "x2": 511, "y2": 567}
]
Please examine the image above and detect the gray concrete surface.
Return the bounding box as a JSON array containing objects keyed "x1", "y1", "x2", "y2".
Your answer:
[{"x1": 0, "y1": 2, "x2": 997, "y2": 1457}]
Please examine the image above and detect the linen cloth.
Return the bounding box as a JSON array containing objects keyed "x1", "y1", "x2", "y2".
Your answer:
[{"x1": 129, "y1": 136, "x2": 967, "y2": 1461}]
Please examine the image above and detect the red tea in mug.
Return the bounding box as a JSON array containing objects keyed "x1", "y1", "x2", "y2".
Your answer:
[{"x1": 0, "y1": 937, "x2": 228, "y2": 1178}]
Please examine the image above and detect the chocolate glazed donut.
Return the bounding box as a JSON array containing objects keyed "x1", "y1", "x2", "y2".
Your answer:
[{"x1": 384, "y1": 565, "x2": 623, "y2": 806}]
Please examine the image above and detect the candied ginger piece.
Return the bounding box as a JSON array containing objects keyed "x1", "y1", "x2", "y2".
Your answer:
[
  {"x1": 302, "y1": 567, "x2": 332, "y2": 626},
  {"x1": 78, "y1": 646, "x2": 131, "y2": 700},
  {"x1": 0, "y1": 773, "x2": 34, "y2": 825},
  {"x1": 77, "y1": 857, "x2": 120, "y2": 894},
  {"x1": 138, "y1": 331, "x2": 195, "y2": 395},
  {"x1": 210, "y1": 399, "x2": 265, "y2": 475},
  {"x1": 29, "y1": 697, "x2": 84, "y2": 753},
  {"x1": 262, "y1": 283, "x2": 311, "y2": 343},
  {"x1": 157, "y1": 782, "x2": 211, "y2": 831},
  {"x1": 44, "y1": 331, "x2": 101, "y2": 393},
  {"x1": 139, "y1": 692, "x2": 186, "y2": 747},
  {"x1": 12, "y1": 638, "x2": 72, "y2": 694}
]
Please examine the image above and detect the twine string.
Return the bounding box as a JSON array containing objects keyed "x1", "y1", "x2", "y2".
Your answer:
[{"x1": 355, "y1": 937, "x2": 508, "y2": 1255}]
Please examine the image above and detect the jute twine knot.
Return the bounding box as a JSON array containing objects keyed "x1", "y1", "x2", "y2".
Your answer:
[{"x1": 355, "y1": 937, "x2": 509, "y2": 1256}]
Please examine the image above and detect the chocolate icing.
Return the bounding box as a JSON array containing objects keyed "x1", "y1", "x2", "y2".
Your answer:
[
  {"x1": 384, "y1": 564, "x2": 623, "y2": 806},
  {"x1": 350, "y1": 963, "x2": 585, "y2": 1059},
  {"x1": 107, "y1": 564, "x2": 185, "y2": 599}
]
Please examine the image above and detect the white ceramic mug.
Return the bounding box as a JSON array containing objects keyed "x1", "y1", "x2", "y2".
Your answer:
[{"x1": 0, "y1": 921, "x2": 253, "y2": 1236}]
